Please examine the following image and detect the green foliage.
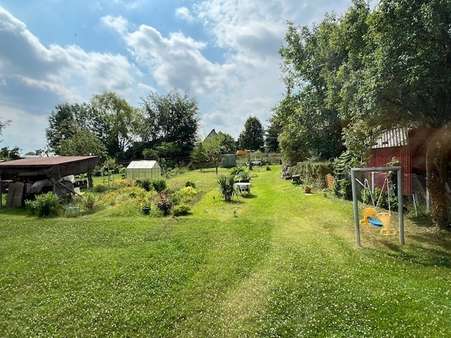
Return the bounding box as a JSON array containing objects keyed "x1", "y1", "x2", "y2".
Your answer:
[
  {"x1": 25, "y1": 192, "x2": 60, "y2": 217},
  {"x1": 333, "y1": 151, "x2": 361, "y2": 200},
  {"x1": 174, "y1": 186, "x2": 198, "y2": 204},
  {"x1": 137, "y1": 179, "x2": 153, "y2": 192},
  {"x1": 57, "y1": 130, "x2": 107, "y2": 160},
  {"x1": 93, "y1": 184, "x2": 109, "y2": 193},
  {"x1": 139, "y1": 91, "x2": 199, "y2": 162},
  {"x1": 173, "y1": 204, "x2": 191, "y2": 217},
  {"x1": 80, "y1": 193, "x2": 97, "y2": 212},
  {"x1": 0, "y1": 147, "x2": 20, "y2": 160},
  {"x1": 46, "y1": 103, "x2": 89, "y2": 151},
  {"x1": 157, "y1": 193, "x2": 173, "y2": 216},
  {"x1": 265, "y1": 116, "x2": 281, "y2": 152},
  {"x1": 238, "y1": 117, "x2": 264, "y2": 151},
  {"x1": 217, "y1": 175, "x2": 235, "y2": 202},
  {"x1": 142, "y1": 148, "x2": 159, "y2": 160},
  {"x1": 292, "y1": 161, "x2": 333, "y2": 188},
  {"x1": 152, "y1": 179, "x2": 167, "y2": 193},
  {"x1": 185, "y1": 181, "x2": 196, "y2": 188}
]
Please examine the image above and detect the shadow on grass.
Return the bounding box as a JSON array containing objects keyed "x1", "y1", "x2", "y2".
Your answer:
[
  {"x1": 371, "y1": 235, "x2": 451, "y2": 269},
  {"x1": 240, "y1": 193, "x2": 257, "y2": 199}
]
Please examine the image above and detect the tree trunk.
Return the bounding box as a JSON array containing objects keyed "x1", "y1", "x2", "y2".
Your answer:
[{"x1": 426, "y1": 138, "x2": 449, "y2": 228}]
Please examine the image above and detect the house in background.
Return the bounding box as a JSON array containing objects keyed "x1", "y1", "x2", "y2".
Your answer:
[
  {"x1": 367, "y1": 128, "x2": 451, "y2": 206},
  {"x1": 204, "y1": 129, "x2": 217, "y2": 141}
]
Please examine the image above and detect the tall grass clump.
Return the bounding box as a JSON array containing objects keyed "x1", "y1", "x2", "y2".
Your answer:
[
  {"x1": 25, "y1": 192, "x2": 60, "y2": 217},
  {"x1": 218, "y1": 175, "x2": 235, "y2": 202}
]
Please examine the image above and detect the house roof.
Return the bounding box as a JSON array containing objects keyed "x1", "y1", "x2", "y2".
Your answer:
[
  {"x1": 372, "y1": 128, "x2": 408, "y2": 149},
  {"x1": 127, "y1": 160, "x2": 160, "y2": 169},
  {"x1": 205, "y1": 129, "x2": 217, "y2": 141}
]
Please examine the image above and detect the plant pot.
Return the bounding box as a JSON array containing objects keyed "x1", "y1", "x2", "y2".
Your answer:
[
  {"x1": 304, "y1": 186, "x2": 312, "y2": 194},
  {"x1": 142, "y1": 206, "x2": 151, "y2": 215}
]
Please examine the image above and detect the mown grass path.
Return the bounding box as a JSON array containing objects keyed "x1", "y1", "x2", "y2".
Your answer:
[{"x1": 0, "y1": 167, "x2": 450, "y2": 337}]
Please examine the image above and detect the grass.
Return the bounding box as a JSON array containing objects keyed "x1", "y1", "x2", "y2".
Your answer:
[{"x1": 0, "y1": 166, "x2": 450, "y2": 336}]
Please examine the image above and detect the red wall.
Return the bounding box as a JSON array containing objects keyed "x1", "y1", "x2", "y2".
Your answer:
[{"x1": 368, "y1": 146, "x2": 412, "y2": 195}]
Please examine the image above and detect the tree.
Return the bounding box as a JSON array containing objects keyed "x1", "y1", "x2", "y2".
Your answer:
[
  {"x1": 216, "y1": 132, "x2": 236, "y2": 154},
  {"x1": 57, "y1": 130, "x2": 107, "y2": 160},
  {"x1": 238, "y1": 117, "x2": 264, "y2": 151},
  {"x1": 140, "y1": 91, "x2": 199, "y2": 162},
  {"x1": 265, "y1": 116, "x2": 281, "y2": 152},
  {"x1": 357, "y1": 0, "x2": 451, "y2": 228},
  {"x1": 191, "y1": 142, "x2": 208, "y2": 169},
  {"x1": 203, "y1": 135, "x2": 224, "y2": 174},
  {"x1": 88, "y1": 92, "x2": 138, "y2": 160},
  {"x1": 0, "y1": 147, "x2": 20, "y2": 160},
  {"x1": 46, "y1": 103, "x2": 88, "y2": 151}
]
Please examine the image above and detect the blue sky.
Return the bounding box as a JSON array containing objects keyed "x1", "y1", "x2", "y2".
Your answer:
[{"x1": 0, "y1": 0, "x2": 354, "y2": 152}]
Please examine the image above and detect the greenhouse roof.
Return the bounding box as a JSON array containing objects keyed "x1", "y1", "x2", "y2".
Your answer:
[{"x1": 127, "y1": 160, "x2": 159, "y2": 169}]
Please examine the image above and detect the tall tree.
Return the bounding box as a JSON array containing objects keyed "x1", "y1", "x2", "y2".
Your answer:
[
  {"x1": 140, "y1": 91, "x2": 199, "y2": 162},
  {"x1": 265, "y1": 116, "x2": 281, "y2": 152},
  {"x1": 88, "y1": 92, "x2": 138, "y2": 160},
  {"x1": 238, "y1": 117, "x2": 264, "y2": 151},
  {"x1": 57, "y1": 130, "x2": 107, "y2": 160},
  {"x1": 46, "y1": 104, "x2": 88, "y2": 151}
]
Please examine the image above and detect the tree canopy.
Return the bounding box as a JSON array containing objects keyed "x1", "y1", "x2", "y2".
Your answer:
[{"x1": 238, "y1": 117, "x2": 264, "y2": 151}]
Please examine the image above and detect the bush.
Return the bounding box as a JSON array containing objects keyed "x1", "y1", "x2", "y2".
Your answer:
[
  {"x1": 93, "y1": 184, "x2": 109, "y2": 193},
  {"x1": 291, "y1": 161, "x2": 333, "y2": 188},
  {"x1": 25, "y1": 192, "x2": 60, "y2": 217},
  {"x1": 185, "y1": 181, "x2": 196, "y2": 188},
  {"x1": 218, "y1": 175, "x2": 235, "y2": 202},
  {"x1": 174, "y1": 186, "x2": 198, "y2": 205},
  {"x1": 157, "y1": 193, "x2": 173, "y2": 215},
  {"x1": 137, "y1": 179, "x2": 153, "y2": 192},
  {"x1": 152, "y1": 179, "x2": 167, "y2": 193},
  {"x1": 231, "y1": 166, "x2": 250, "y2": 183},
  {"x1": 173, "y1": 204, "x2": 191, "y2": 216},
  {"x1": 81, "y1": 192, "x2": 96, "y2": 212}
]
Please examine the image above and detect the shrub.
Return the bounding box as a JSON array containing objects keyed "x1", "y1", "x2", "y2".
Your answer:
[
  {"x1": 185, "y1": 181, "x2": 196, "y2": 188},
  {"x1": 174, "y1": 186, "x2": 198, "y2": 204},
  {"x1": 82, "y1": 192, "x2": 97, "y2": 212},
  {"x1": 218, "y1": 175, "x2": 235, "y2": 202},
  {"x1": 25, "y1": 192, "x2": 60, "y2": 217},
  {"x1": 173, "y1": 204, "x2": 191, "y2": 216},
  {"x1": 266, "y1": 166, "x2": 271, "y2": 171},
  {"x1": 93, "y1": 184, "x2": 109, "y2": 193},
  {"x1": 137, "y1": 179, "x2": 153, "y2": 192},
  {"x1": 291, "y1": 161, "x2": 333, "y2": 188},
  {"x1": 157, "y1": 193, "x2": 173, "y2": 215},
  {"x1": 152, "y1": 179, "x2": 167, "y2": 193}
]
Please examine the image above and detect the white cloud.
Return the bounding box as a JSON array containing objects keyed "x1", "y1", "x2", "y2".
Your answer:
[
  {"x1": 104, "y1": 16, "x2": 233, "y2": 95},
  {"x1": 0, "y1": 6, "x2": 151, "y2": 151},
  {"x1": 175, "y1": 7, "x2": 194, "y2": 23}
]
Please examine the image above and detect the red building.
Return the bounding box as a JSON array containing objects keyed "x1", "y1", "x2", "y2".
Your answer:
[{"x1": 367, "y1": 128, "x2": 451, "y2": 198}]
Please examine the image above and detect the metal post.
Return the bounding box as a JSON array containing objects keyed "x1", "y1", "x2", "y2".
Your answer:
[
  {"x1": 351, "y1": 169, "x2": 361, "y2": 247},
  {"x1": 397, "y1": 168, "x2": 405, "y2": 245}
]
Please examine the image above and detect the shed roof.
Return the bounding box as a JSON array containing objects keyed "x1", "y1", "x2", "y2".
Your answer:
[
  {"x1": 0, "y1": 156, "x2": 97, "y2": 168},
  {"x1": 372, "y1": 128, "x2": 408, "y2": 149},
  {"x1": 0, "y1": 156, "x2": 98, "y2": 180},
  {"x1": 127, "y1": 160, "x2": 159, "y2": 169}
]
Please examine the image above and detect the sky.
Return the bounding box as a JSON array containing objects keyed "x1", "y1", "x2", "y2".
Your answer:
[{"x1": 0, "y1": 0, "x2": 355, "y2": 153}]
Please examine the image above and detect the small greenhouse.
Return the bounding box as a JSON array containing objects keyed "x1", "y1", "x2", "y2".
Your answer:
[{"x1": 126, "y1": 160, "x2": 161, "y2": 181}]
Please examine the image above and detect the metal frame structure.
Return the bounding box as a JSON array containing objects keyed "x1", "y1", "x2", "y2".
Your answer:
[{"x1": 351, "y1": 166, "x2": 405, "y2": 247}]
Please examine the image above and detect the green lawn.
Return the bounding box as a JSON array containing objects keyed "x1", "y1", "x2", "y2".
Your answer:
[{"x1": 0, "y1": 167, "x2": 450, "y2": 337}]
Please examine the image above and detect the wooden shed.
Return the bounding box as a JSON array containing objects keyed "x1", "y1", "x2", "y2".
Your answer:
[
  {"x1": 367, "y1": 128, "x2": 451, "y2": 199},
  {"x1": 126, "y1": 160, "x2": 161, "y2": 181}
]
